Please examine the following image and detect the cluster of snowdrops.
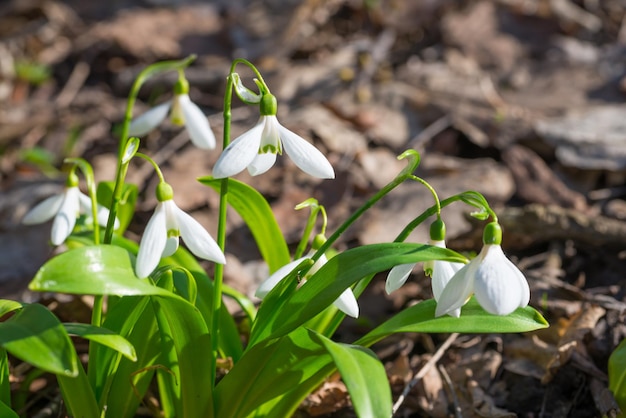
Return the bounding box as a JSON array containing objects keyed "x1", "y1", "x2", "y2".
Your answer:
[{"x1": 3, "y1": 57, "x2": 551, "y2": 418}]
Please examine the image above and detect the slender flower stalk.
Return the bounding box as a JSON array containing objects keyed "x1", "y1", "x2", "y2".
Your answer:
[
  {"x1": 128, "y1": 75, "x2": 216, "y2": 150},
  {"x1": 435, "y1": 222, "x2": 531, "y2": 317}
]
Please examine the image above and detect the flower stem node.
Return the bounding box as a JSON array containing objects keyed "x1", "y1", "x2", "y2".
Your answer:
[
  {"x1": 483, "y1": 222, "x2": 502, "y2": 245},
  {"x1": 259, "y1": 93, "x2": 278, "y2": 116},
  {"x1": 156, "y1": 182, "x2": 174, "y2": 202},
  {"x1": 429, "y1": 218, "x2": 446, "y2": 242}
]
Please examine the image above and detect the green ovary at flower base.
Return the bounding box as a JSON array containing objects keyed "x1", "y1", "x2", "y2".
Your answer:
[
  {"x1": 386, "y1": 218, "x2": 466, "y2": 316},
  {"x1": 135, "y1": 181, "x2": 225, "y2": 278},
  {"x1": 212, "y1": 86, "x2": 335, "y2": 179},
  {"x1": 128, "y1": 75, "x2": 216, "y2": 150},
  {"x1": 22, "y1": 171, "x2": 119, "y2": 245},
  {"x1": 435, "y1": 221, "x2": 531, "y2": 317}
]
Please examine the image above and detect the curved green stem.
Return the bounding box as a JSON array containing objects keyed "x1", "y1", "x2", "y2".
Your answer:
[
  {"x1": 135, "y1": 153, "x2": 166, "y2": 183},
  {"x1": 294, "y1": 200, "x2": 321, "y2": 259}
]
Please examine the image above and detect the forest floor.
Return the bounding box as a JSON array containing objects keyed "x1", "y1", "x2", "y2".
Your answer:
[{"x1": 1, "y1": 0, "x2": 626, "y2": 416}]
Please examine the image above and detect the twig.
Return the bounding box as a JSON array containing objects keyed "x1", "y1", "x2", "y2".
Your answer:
[
  {"x1": 392, "y1": 333, "x2": 459, "y2": 415},
  {"x1": 407, "y1": 114, "x2": 451, "y2": 150},
  {"x1": 438, "y1": 363, "x2": 462, "y2": 418},
  {"x1": 56, "y1": 61, "x2": 90, "y2": 108}
]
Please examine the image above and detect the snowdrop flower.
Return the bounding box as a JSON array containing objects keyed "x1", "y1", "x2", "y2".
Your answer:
[
  {"x1": 435, "y1": 222, "x2": 530, "y2": 317},
  {"x1": 135, "y1": 182, "x2": 225, "y2": 278},
  {"x1": 212, "y1": 93, "x2": 334, "y2": 179},
  {"x1": 385, "y1": 219, "x2": 466, "y2": 315},
  {"x1": 128, "y1": 78, "x2": 216, "y2": 150},
  {"x1": 22, "y1": 173, "x2": 118, "y2": 245},
  {"x1": 255, "y1": 253, "x2": 359, "y2": 318}
]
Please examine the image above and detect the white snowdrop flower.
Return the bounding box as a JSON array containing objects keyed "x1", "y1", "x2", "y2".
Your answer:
[
  {"x1": 128, "y1": 78, "x2": 216, "y2": 150},
  {"x1": 22, "y1": 174, "x2": 118, "y2": 245},
  {"x1": 435, "y1": 222, "x2": 530, "y2": 317},
  {"x1": 255, "y1": 253, "x2": 359, "y2": 318},
  {"x1": 212, "y1": 93, "x2": 334, "y2": 179},
  {"x1": 135, "y1": 182, "x2": 225, "y2": 278}
]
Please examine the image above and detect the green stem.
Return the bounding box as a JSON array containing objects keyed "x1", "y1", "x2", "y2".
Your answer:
[
  {"x1": 311, "y1": 150, "x2": 421, "y2": 263},
  {"x1": 294, "y1": 205, "x2": 320, "y2": 259},
  {"x1": 210, "y1": 67, "x2": 235, "y2": 386},
  {"x1": 135, "y1": 153, "x2": 166, "y2": 182}
]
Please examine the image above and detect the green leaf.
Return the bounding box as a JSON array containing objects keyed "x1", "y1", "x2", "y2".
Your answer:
[
  {"x1": 29, "y1": 245, "x2": 172, "y2": 297},
  {"x1": 198, "y1": 177, "x2": 290, "y2": 273},
  {"x1": 250, "y1": 243, "x2": 467, "y2": 345},
  {"x1": 152, "y1": 296, "x2": 214, "y2": 418},
  {"x1": 0, "y1": 348, "x2": 10, "y2": 407},
  {"x1": 214, "y1": 328, "x2": 333, "y2": 418},
  {"x1": 0, "y1": 303, "x2": 78, "y2": 377},
  {"x1": 64, "y1": 323, "x2": 137, "y2": 361},
  {"x1": 57, "y1": 364, "x2": 99, "y2": 418},
  {"x1": 609, "y1": 338, "x2": 626, "y2": 412},
  {"x1": 356, "y1": 298, "x2": 549, "y2": 347},
  {"x1": 0, "y1": 300, "x2": 23, "y2": 318},
  {"x1": 0, "y1": 399, "x2": 18, "y2": 418},
  {"x1": 311, "y1": 330, "x2": 392, "y2": 418},
  {"x1": 97, "y1": 181, "x2": 138, "y2": 234}
]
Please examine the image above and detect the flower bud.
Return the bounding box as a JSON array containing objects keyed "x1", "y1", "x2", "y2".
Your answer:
[{"x1": 483, "y1": 222, "x2": 502, "y2": 245}]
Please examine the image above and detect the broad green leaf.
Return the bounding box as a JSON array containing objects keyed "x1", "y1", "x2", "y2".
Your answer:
[
  {"x1": 311, "y1": 330, "x2": 392, "y2": 418},
  {"x1": 30, "y1": 245, "x2": 172, "y2": 297},
  {"x1": 609, "y1": 338, "x2": 626, "y2": 412},
  {"x1": 0, "y1": 348, "x2": 9, "y2": 407},
  {"x1": 64, "y1": 323, "x2": 136, "y2": 361},
  {"x1": 97, "y1": 181, "x2": 138, "y2": 234},
  {"x1": 57, "y1": 363, "x2": 99, "y2": 418},
  {"x1": 250, "y1": 243, "x2": 467, "y2": 345},
  {"x1": 198, "y1": 177, "x2": 290, "y2": 273},
  {"x1": 356, "y1": 298, "x2": 549, "y2": 347},
  {"x1": 0, "y1": 300, "x2": 23, "y2": 318},
  {"x1": 214, "y1": 328, "x2": 333, "y2": 418},
  {"x1": 101, "y1": 297, "x2": 160, "y2": 418},
  {"x1": 0, "y1": 399, "x2": 18, "y2": 418},
  {"x1": 152, "y1": 296, "x2": 214, "y2": 418},
  {"x1": 0, "y1": 303, "x2": 78, "y2": 377}
]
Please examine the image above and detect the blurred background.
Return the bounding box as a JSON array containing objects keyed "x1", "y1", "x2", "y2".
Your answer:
[{"x1": 1, "y1": 0, "x2": 625, "y2": 416}]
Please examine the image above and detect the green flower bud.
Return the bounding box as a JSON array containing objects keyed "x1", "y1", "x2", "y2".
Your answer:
[
  {"x1": 156, "y1": 182, "x2": 174, "y2": 202},
  {"x1": 174, "y1": 77, "x2": 190, "y2": 95},
  {"x1": 429, "y1": 218, "x2": 446, "y2": 241},
  {"x1": 66, "y1": 171, "x2": 79, "y2": 187},
  {"x1": 260, "y1": 93, "x2": 277, "y2": 116},
  {"x1": 483, "y1": 222, "x2": 502, "y2": 245},
  {"x1": 312, "y1": 233, "x2": 327, "y2": 250}
]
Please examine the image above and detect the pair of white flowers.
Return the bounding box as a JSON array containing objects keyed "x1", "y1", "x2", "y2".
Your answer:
[
  {"x1": 386, "y1": 223, "x2": 530, "y2": 317},
  {"x1": 129, "y1": 74, "x2": 334, "y2": 180}
]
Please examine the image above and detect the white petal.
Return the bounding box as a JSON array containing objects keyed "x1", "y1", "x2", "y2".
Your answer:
[
  {"x1": 128, "y1": 101, "x2": 171, "y2": 137},
  {"x1": 174, "y1": 204, "x2": 225, "y2": 264},
  {"x1": 333, "y1": 288, "x2": 359, "y2": 318},
  {"x1": 474, "y1": 245, "x2": 529, "y2": 315},
  {"x1": 22, "y1": 194, "x2": 64, "y2": 225},
  {"x1": 255, "y1": 258, "x2": 305, "y2": 299},
  {"x1": 162, "y1": 236, "x2": 180, "y2": 258},
  {"x1": 51, "y1": 187, "x2": 80, "y2": 246},
  {"x1": 385, "y1": 263, "x2": 416, "y2": 294},
  {"x1": 278, "y1": 123, "x2": 335, "y2": 179},
  {"x1": 248, "y1": 152, "x2": 276, "y2": 176},
  {"x1": 431, "y1": 260, "x2": 465, "y2": 301},
  {"x1": 178, "y1": 94, "x2": 216, "y2": 149},
  {"x1": 435, "y1": 261, "x2": 477, "y2": 317},
  {"x1": 212, "y1": 119, "x2": 265, "y2": 178},
  {"x1": 135, "y1": 203, "x2": 168, "y2": 278}
]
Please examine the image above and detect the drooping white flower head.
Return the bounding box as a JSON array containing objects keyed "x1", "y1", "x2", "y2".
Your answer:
[
  {"x1": 435, "y1": 222, "x2": 530, "y2": 317},
  {"x1": 385, "y1": 219, "x2": 466, "y2": 315},
  {"x1": 22, "y1": 173, "x2": 118, "y2": 245},
  {"x1": 212, "y1": 93, "x2": 334, "y2": 179},
  {"x1": 255, "y1": 253, "x2": 359, "y2": 318},
  {"x1": 135, "y1": 182, "x2": 225, "y2": 278},
  {"x1": 128, "y1": 78, "x2": 216, "y2": 150}
]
